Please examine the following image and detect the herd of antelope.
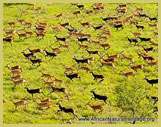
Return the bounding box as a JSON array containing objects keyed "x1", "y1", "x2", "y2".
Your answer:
[{"x1": 3, "y1": 3, "x2": 158, "y2": 124}]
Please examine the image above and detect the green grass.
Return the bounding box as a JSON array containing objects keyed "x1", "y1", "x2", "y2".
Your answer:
[{"x1": 3, "y1": 3, "x2": 158, "y2": 124}]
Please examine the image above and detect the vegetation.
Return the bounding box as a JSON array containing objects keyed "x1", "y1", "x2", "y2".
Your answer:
[{"x1": 3, "y1": 3, "x2": 158, "y2": 124}]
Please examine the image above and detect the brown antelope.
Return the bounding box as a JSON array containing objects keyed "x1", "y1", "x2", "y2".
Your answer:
[
  {"x1": 100, "y1": 61, "x2": 115, "y2": 69},
  {"x1": 56, "y1": 13, "x2": 63, "y2": 18},
  {"x1": 62, "y1": 65, "x2": 76, "y2": 73},
  {"x1": 82, "y1": 33, "x2": 91, "y2": 38},
  {"x1": 54, "y1": 76, "x2": 64, "y2": 84},
  {"x1": 10, "y1": 99, "x2": 27, "y2": 109},
  {"x1": 136, "y1": 50, "x2": 148, "y2": 58},
  {"x1": 39, "y1": 70, "x2": 54, "y2": 79},
  {"x1": 78, "y1": 42, "x2": 89, "y2": 49},
  {"x1": 79, "y1": 65, "x2": 91, "y2": 72},
  {"x1": 153, "y1": 31, "x2": 158, "y2": 36},
  {"x1": 146, "y1": 61, "x2": 158, "y2": 67},
  {"x1": 102, "y1": 29, "x2": 112, "y2": 36},
  {"x1": 25, "y1": 30, "x2": 34, "y2": 36},
  {"x1": 48, "y1": 85, "x2": 69, "y2": 98},
  {"x1": 106, "y1": 53, "x2": 119, "y2": 59},
  {"x1": 151, "y1": 41, "x2": 158, "y2": 46},
  {"x1": 40, "y1": 98, "x2": 51, "y2": 103},
  {"x1": 16, "y1": 18, "x2": 25, "y2": 24},
  {"x1": 43, "y1": 79, "x2": 55, "y2": 86},
  {"x1": 28, "y1": 47, "x2": 43, "y2": 54},
  {"x1": 35, "y1": 31, "x2": 46, "y2": 38},
  {"x1": 6, "y1": 64, "x2": 22, "y2": 71},
  {"x1": 117, "y1": 8, "x2": 127, "y2": 14},
  {"x1": 50, "y1": 45, "x2": 61, "y2": 53},
  {"x1": 73, "y1": 11, "x2": 81, "y2": 15},
  {"x1": 86, "y1": 10, "x2": 93, "y2": 14},
  {"x1": 102, "y1": 57, "x2": 117, "y2": 63},
  {"x1": 12, "y1": 78, "x2": 26, "y2": 86},
  {"x1": 121, "y1": 71, "x2": 135, "y2": 78},
  {"x1": 50, "y1": 25, "x2": 63, "y2": 31},
  {"x1": 79, "y1": 21, "x2": 90, "y2": 27},
  {"x1": 4, "y1": 29, "x2": 16, "y2": 35},
  {"x1": 130, "y1": 64, "x2": 144, "y2": 72},
  {"x1": 90, "y1": 39, "x2": 101, "y2": 45},
  {"x1": 82, "y1": 56, "x2": 94, "y2": 61},
  {"x1": 132, "y1": 32, "x2": 142, "y2": 36},
  {"x1": 10, "y1": 73, "x2": 23, "y2": 81},
  {"x1": 3, "y1": 99, "x2": 6, "y2": 103},
  {"x1": 8, "y1": 22, "x2": 16, "y2": 26},
  {"x1": 10, "y1": 70, "x2": 22, "y2": 76},
  {"x1": 121, "y1": 53, "x2": 134, "y2": 63},
  {"x1": 24, "y1": 21, "x2": 32, "y2": 27},
  {"x1": 100, "y1": 43, "x2": 111, "y2": 50},
  {"x1": 98, "y1": 35, "x2": 108, "y2": 40},
  {"x1": 17, "y1": 32, "x2": 27, "y2": 39},
  {"x1": 28, "y1": 3, "x2": 35, "y2": 7},
  {"x1": 136, "y1": 6, "x2": 143, "y2": 11},
  {"x1": 59, "y1": 43, "x2": 70, "y2": 50},
  {"x1": 86, "y1": 102, "x2": 103, "y2": 112},
  {"x1": 114, "y1": 19, "x2": 123, "y2": 24},
  {"x1": 34, "y1": 100, "x2": 51, "y2": 110},
  {"x1": 149, "y1": 23, "x2": 157, "y2": 27}
]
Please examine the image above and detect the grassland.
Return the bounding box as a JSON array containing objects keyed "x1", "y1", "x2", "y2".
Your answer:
[{"x1": 3, "y1": 3, "x2": 158, "y2": 124}]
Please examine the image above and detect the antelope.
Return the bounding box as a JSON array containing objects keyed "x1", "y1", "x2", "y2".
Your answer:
[
  {"x1": 114, "y1": 24, "x2": 124, "y2": 29},
  {"x1": 146, "y1": 61, "x2": 158, "y2": 67},
  {"x1": 17, "y1": 32, "x2": 27, "y2": 39},
  {"x1": 79, "y1": 21, "x2": 90, "y2": 27},
  {"x1": 144, "y1": 76, "x2": 158, "y2": 87},
  {"x1": 56, "y1": 13, "x2": 63, "y2": 18},
  {"x1": 16, "y1": 18, "x2": 25, "y2": 24},
  {"x1": 151, "y1": 41, "x2": 158, "y2": 46},
  {"x1": 77, "y1": 43, "x2": 89, "y2": 49},
  {"x1": 28, "y1": 3, "x2": 35, "y2": 7},
  {"x1": 39, "y1": 70, "x2": 54, "y2": 79},
  {"x1": 56, "y1": 101, "x2": 78, "y2": 118},
  {"x1": 102, "y1": 29, "x2": 112, "y2": 36},
  {"x1": 98, "y1": 35, "x2": 108, "y2": 40},
  {"x1": 136, "y1": 50, "x2": 149, "y2": 58},
  {"x1": 59, "y1": 22, "x2": 70, "y2": 27},
  {"x1": 25, "y1": 85, "x2": 45, "y2": 98},
  {"x1": 12, "y1": 78, "x2": 26, "y2": 86},
  {"x1": 99, "y1": 61, "x2": 115, "y2": 69},
  {"x1": 121, "y1": 71, "x2": 135, "y2": 78},
  {"x1": 132, "y1": 32, "x2": 142, "y2": 37},
  {"x1": 35, "y1": 31, "x2": 46, "y2": 38},
  {"x1": 121, "y1": 52, "x2": 134, "y2": 63},
  {"x1": 25, "y1": 30, "x2": 34, "y2": 36},
  {"x1": 90, "y1": 89, "x2": 108, "y2": 104},
  {"x1": 34, "y1": 100, "x2": 51, "y2": 110},
  {"x1": 136, "y1": 6, "x2": 143, "y2": 11},
  {"x1": 50, "y1": 25, "x2": 63, "y2": 31},
  {"x1": 73, "y1": 11, "x2": 81, "y2": 15},
  {"x1": 59, "y1": 43, "x2": 69, "y2": 50},
  {"x1": 76, "y1": 4, "x2": 84, "y2": 9},
  {"x1": 48, "y1": 85, "x2": 69, "y2": 98},
  {"x1": 3, "y1": 99, "x2": 6, "y2": 103},
  {"x1": 142, "y1": 46, "x2": 155, "y2": 53},
  {"x1": 100, "y1": 43, "x2": 111, "y2": 50},
  {"x1": 86, "y1": 49, "x2": 100, "y2": 56},
  {"x1": 86, "y1": 102, "x2": 103, "y2": 112},
  {"x1": 106, "y1": 53, "x2": 119, "y2": 59},
  {"x1": 90, "y1": 39, "x2": 101, "y2": 45},
  {"x1": 153, "y1": 31, "x2": 158, "y2": 35},
  {"x1": 79, "y1": 65, "x2": 91, "y2": 72},
  {"x1": 10, "y1": 73, "x2": 23, "y2": 81},
  {"x1": 54, "y1": 76, "x2": 64, "y2": 84},
  {"x1": 29, "y1": 58, "x2": 42, "y2": 67},
  {"x1": 129, "y1": 64, "x2": 144, "y2": 72},
  {"x1": 90, "y1": 71, "x2": 104, "y2": 82},
  {"x1": 24, "y1": 21, "x2": 32, "y2": 27},
  {"x1": 86, "y1": 10, "x2": 93, "y2": 14},
  {"x1": 6, "y1": 64, "x2": 22, "y2": 72},
  {"x1": 43, "y1": 79, "x2": 55, "y2": 86},
  {"x1": 28, "y1": 47, "x2": 43, "y2": 54},
  {"x1": 7, "y1": 22, "x2": 16, "y2": 26},
  {"x1": 149, "y1": 23, "x2": 157, "y2": 27},
  {"x1": 82, "y1": 56, "x2": 94, "y2": 61},
  {"x1": 9, "y1": 69, "x2": 22, "y2": 76},
  {"x1": 73, "y1": 56, "x2": 89, "y2": 64},
  {"x1": 10, "y1": 99, "x2": 27, "y2": 109},
  {"x1": 43, "y1": 48, "x2": 57, "y2": 59},
  {"x1": 4, "y1": 29, "x2": 16, "y2": 35},
  {"x1": 91, "y1": 25, "x2": 103, "y2": 30},
  {"x1": 37, "y1": 21, "x2": 47, "y2": 26},
  {"x1": 21, "y1": 50, "x2": 34, "y2": 59},
  {"x1": 50, "y1": 45, "x2": 61, "y2": 53},
  {"x1": 62, "y1": 65, "x2": 76, "y2": 73},
  {"x1": 64, "y1": 72, "x2": 80, "y2": 81}
]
